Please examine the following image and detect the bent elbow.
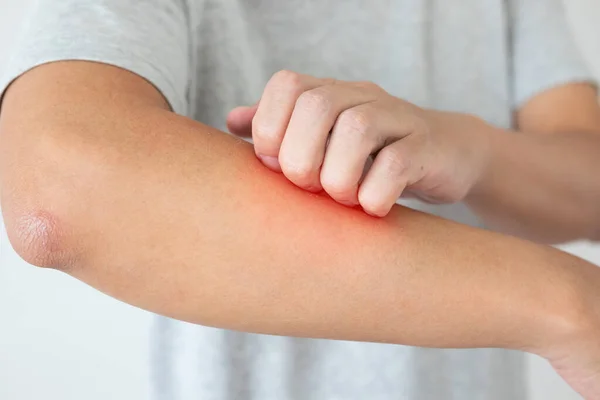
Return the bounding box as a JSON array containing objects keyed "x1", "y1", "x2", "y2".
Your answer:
[
  {"x1": 4, "y1": 209, "x2": 75, "y2": 271},
  {"x1": 1, "y1": 135, "x2": 84, "y2": 271}
]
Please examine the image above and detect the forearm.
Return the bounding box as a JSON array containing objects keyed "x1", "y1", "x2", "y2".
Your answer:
[
  {"x1": 465, "y1": 124, "x2": 600, "y2": 243},
  {"x1": 0, "y1": 62, "x2": 595, "y2": 355}
]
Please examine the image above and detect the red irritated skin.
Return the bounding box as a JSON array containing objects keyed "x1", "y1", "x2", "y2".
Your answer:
[{"x1": 227, "y1": 70, "x2": 600, "y2": 243}]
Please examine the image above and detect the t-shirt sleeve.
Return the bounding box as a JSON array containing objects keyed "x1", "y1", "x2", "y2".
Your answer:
[
  {"x1": 0, "y1": 0, "x2": 190, "y2": 115},
  {"x1": 510, "y1": 0, "x2": 598, "y2": 109}
]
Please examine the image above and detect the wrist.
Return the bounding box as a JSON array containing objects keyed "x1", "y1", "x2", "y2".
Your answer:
[
  {"x1": 461, "y1": 115, "x2": 503, "y2": 201},
  {"x1": 524, "y1": 251, "x2": 600, "y2": 359},
  {"x1": 425, "y1": 110, "x2": 497, "y2": 201}
]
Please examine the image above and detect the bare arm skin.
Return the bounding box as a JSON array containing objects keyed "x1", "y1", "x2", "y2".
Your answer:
[
  {"x1": 465, "y1": 83, "x2": 600, "y2": 243},
  {"x1": 1, "y1": 62, "x2": 600, "y2": 385}
]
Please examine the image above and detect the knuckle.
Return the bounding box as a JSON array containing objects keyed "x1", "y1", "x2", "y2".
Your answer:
[
  {"x1": 321, "y1": 173, "x2": 354, "y2": 198},
  {"x1": 355, "y1": 80, "x2": 381, "y2": 92},
  {"x1": 377, "y1": 146, "x2": 409, "y2": 176},
  {"x1": 252, "y1": 119, "x2": 281, "y2": 142},
  {"x1": 296, "y1": 89, "x2": 332, "y2": 115},
  {"x1": 358, "y1": 191, "x2": 388, "y2": 217},
  {"x1": 271, "y1": 69, "x2": 303, "y2": 90},
  {"x1": 280, "y1": 158, "x2": 317, "y2": 187},
  {"x1": 337, "y1": 108, "x2": 372, "y2": 137}
]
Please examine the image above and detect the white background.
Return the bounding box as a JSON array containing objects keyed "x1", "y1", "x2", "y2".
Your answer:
[{"x1": 0, "y1": 0, "x2": 599, "y2": 399}]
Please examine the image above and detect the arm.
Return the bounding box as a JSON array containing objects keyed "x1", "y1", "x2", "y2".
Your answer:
[
  {"x1": 465, "y1": 83, "x2": 600, "y2": 243},
  {"x1": 1, "y1": 62, "x2": 598, "y2": 354},
  {"x1": 465, "y1": 0, "x2": 600, "y2": 243}
]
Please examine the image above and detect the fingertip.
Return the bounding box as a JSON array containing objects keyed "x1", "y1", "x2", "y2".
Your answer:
[
  {"x1": 227, "y1": 105, "x2": 258, "y2": 137},
  {"x1": 363, "y1": 206, "x2": 389, "y2": 218},
  {"x1": 338, "y1": 199, "x2": 360, "y2": 208},
  {"x1": 227, "y1": 106, "x2": 249, "y2": 122},
  {"x1": 358, "y1": 190, "x2": 392, "y2": 218}
]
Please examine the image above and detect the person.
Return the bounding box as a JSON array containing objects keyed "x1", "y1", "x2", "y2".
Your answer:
[{"x1": 1, "y1": 0, "x2": 600, "y2": 399}]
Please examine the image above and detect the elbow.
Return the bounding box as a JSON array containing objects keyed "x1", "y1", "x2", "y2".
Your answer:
[
  {"x1": 4, "y1": 209, "x2": 74, "y2": 270},
  {"x1": 1, "y1": 140, "x2": 84, "y2": 272}
]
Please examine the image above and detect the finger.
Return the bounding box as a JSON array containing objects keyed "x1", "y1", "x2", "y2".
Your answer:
[
  {"x1": 279, "y1": 85, "x2": 377, "y2": 192},
  {"x1": 319, "y1": 102, "x2": 389, "y2": 205},
  {"x1": 358, "y1": 133, "x2": 428, "y2": 217},
  {"x1": 227, "y1": 104, "x2": 259, "y2": 137},
  {"x1": 252, "y1": 70, "x2": 328, "y2": 160}
]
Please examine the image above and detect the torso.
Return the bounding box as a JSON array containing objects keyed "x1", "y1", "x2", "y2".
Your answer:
[{"x1": 152, "y1": 2, "x2": 525, "y2": 399}]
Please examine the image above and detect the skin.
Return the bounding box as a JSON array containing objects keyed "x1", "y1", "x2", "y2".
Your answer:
[
  {"x1": 228, "y1": 71, "x2": 600, "y2": 243},
  {"x1": 1, "y1": 62, "x2": 600, "y2": 398}
]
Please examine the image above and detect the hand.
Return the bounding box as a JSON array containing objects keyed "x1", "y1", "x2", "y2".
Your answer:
[
  {"x1": 227, "y1": 70, "x2": 491, "y2": 216},
  {"x1": 549, "y1": 333, "x2": 600, "y2": 400},
  {"x1": 541, "y1": 287, "x2": 600, "y2": 400}
]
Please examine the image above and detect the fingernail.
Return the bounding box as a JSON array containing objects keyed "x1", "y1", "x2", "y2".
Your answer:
[
  {"x1": 305, "y1": 185, "x2": 323, "y2": 193},
  {"x1": 339, "y1": 199, "x2": 359, "y2": 207},
  {"x1": 257, "y1": 154, "x2": 281, "y2": 172}
]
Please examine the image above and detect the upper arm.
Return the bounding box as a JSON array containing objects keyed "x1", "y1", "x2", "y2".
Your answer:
[
  {"x1": 0, "y1": 0, "x2": 191, "y2": 116},
  {"x1": 516, "y1": 82, "x2": 600, "y2": 135},
  {"x1": 509, "y1": 0, "x2": 599, "y2": 134}
]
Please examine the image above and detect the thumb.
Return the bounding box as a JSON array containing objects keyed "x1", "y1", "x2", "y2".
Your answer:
[{"x1": 227, "y1": 103, "x2": 259, "y2": 138}]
